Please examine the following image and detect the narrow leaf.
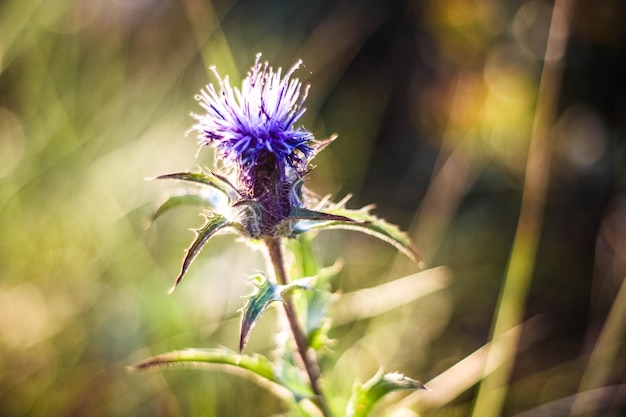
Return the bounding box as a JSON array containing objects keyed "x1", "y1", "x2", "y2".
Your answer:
[
  {"x1": 155, "y1": 171, "x2": 239, "y2": 202},
  {"x1": 128, "y1": 347, "x2": 290, "y2": 400},
  {"x1": 295, "y1": 198, "x2": 424, "y2": 267},
  {"x1": 274, "y1": 350, "x2": 316, "y2": 401},
  {"x1": 151, "y1": 193, "x2": 211, "y2": 222},
  {"x1": 129, "y1": 347, "x2": 276, "y2": 379},
  {"x1": 240, "y1": 274, "x2": 281, "y2": 352},
  {"x1": 288, "y1": 207, "x2": 355, "y2": 223},
  {"x1": 129, "y1": 348, "x2": 317, "y2": 407},
  {"x1": 346, "y1": 370, "x2": 429, "y2": 417},
  {"x1": 323, "y1": 220, "x2": 423, "y2": 267},
  {"x1": 208, "y1": 170, "x2": 240, "y2": 193},
  {"x1": 240, "y1": 274, "x2": 313, "y2": 351},
  {"x1": 170, "y1": 214, "x2": 231, "y2": 292}
]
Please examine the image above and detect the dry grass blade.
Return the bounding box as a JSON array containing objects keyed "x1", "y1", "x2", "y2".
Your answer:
[{"x1": 330, "y1": 267, "x2": 451, "y2": 326}]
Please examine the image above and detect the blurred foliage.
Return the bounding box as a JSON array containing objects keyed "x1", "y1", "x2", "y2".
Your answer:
[{"x1": 1, "y1": 0, "x2": 625, "y2": 416}]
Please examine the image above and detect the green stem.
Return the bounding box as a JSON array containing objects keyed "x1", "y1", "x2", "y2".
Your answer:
[{"x1": 265, "y1": 237, "x2": 333, "y2": 417}]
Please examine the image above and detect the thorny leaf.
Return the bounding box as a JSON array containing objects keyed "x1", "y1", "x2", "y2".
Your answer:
[
  {"x1": 130, "y1": 348, "x2": 317, "y2": 405},
  {"x1": 155, "y1": 171, "x2": 240, "y2": 202},
  {"x1": 152, "y1": 193, "x2": 218, "y2": 222},
  {"x1": 288, "y1": 207, "x2": 355, "y2": 223},
  {"x1": 129, "y1": 347, "x2": 276, "y2": 379},
  {"x1": 294, "y1": 195, "x2": 424, "y2": 267},
  {"x1": 170, "y1": 213, "x2": 232, "y2": 292},
  {"x1": 239, "y1": 274, "x2": 313, "y2": 351}
]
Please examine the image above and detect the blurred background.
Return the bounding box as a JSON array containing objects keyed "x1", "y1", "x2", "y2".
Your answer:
[{"x1": 1, "y1": 0, "x2": 625, "y2": 416}]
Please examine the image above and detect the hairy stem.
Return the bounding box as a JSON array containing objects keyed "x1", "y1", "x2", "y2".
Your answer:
[{"x1": 265, "y1": 237, "x2": 333, "y2": 417}]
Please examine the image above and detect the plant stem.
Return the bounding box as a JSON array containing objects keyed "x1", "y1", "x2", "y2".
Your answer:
[{"x1": 265, "y1": 237, "x2": 333, "y2": 417}]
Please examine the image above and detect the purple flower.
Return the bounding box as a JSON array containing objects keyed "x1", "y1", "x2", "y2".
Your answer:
[
  {"x1": 154, "y1": 55, "x2": 422, "y2": 293},
  {"x1": 191, "y1": 54, "x2": 315, "y2": 195}
]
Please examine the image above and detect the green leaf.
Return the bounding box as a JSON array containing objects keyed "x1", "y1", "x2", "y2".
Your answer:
[
  {"x1": 287, "y1": 235, "x2": 343, "y2": 350},
  {"x1": 289, "y1": 234, "x2": 321, "y2": 278},
  {"x1": 129, "y1": 348, "x2": 317, "y2": 409},
  {"x1": 155, "y1": 171, "x2": 239, "y2": 202},
  {"x1": 151, "y1": 193, "x2": 216, "y2": 222},
  {"x1": 129, "y1": 347, "x2": 276, "y2": 380},
  {"x1": 240, "y1": 274, "x2": 281, "y2": 352},
  {"x1": 288, "y1": 207, "x2": 355, "y2": 223},
  {"x1": 170, "y1": 213, "x2": 231, "y2": 292},
  {"x1": 296, "y1": 196, "x2": 424, "y2": 267},
  {"x1": 304, "y1": 261, "x2": 342, "y2": 349},
  {"x1": 239, "y1": 274, "x2": 313, "y2": 351},
  {"x1": 346, "y1": 370, "x2": 429, "y2": 417},
  {"x1": 274, "y1": 349, "x2": 315, "y2": 401}
]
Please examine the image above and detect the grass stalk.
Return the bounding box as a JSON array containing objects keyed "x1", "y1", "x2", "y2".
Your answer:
[{"x1": 470, "y1": 0, "x2": 574, "y2": 415}]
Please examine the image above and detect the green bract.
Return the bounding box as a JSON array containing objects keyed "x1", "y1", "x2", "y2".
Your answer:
[{"x1": 152, "y1": 170, "x2": 423, "y2": 296}]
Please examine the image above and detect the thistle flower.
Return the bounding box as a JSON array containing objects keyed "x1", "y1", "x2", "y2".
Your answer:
[
  {"x1": 155, "y1": 55, "x2": 422, "y2": 292},
  {"x1": 191, "y1": 53, "x2": 315, "y2": 197}
]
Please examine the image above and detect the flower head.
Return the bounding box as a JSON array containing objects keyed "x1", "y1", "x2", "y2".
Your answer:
[
  {"x1": 153, "y1": 54, "x2": 423, "y2": 293},
  {"x1": 191, "y1": 54, "x2": 315, "y2": 194}
]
